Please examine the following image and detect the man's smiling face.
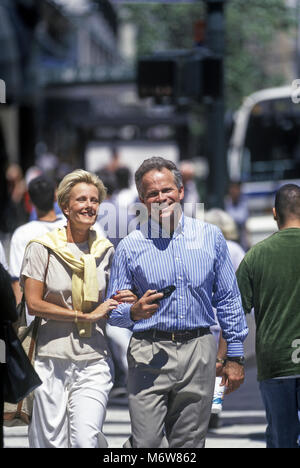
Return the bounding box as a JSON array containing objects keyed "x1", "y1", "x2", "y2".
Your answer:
[{"x1": 140, "y1": 168, "x2": 184, "y2": 226}]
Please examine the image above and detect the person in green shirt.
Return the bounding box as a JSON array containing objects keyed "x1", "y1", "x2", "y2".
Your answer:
[{"x1": 236, "y1": 184, "x2": 300, "y2": 449}]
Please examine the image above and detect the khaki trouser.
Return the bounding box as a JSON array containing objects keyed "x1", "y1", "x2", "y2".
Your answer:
[{"x1": 126, "y1": 331, "x2": 217, "y2": 448}]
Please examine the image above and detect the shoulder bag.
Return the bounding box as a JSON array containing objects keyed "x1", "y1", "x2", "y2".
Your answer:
[{"x1": 3, "y1": 248, "x2": 50, "y2": 426}]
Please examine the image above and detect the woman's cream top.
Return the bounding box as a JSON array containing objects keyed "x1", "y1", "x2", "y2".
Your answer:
[{"x1": 20, "y1": 241, "x2": 114, "y2": 361}]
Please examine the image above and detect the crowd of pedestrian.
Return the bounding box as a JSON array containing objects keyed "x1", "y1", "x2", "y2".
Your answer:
[{"x1": 0, "y1": 153, "x2": 299, "y2": 449}]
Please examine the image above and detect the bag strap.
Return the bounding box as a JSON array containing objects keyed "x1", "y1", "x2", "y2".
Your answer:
[
  {"x1": 43, "y1": 247, "x2": 51, "y2": 296},
  {"x1": 15, "y1": 248, "x2": 51, "y2": 419},
  {"x1": 27, "y1": 246, "x2": 50, "y2": 339},
  {"x1": 22, "y1": 246, "x2": 51, "y2": 322}
]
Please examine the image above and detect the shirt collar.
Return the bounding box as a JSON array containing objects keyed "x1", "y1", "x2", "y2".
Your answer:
[
  {"x1": 143, "y1": 214, "x2": 185, "y2": 239},
  {"x1": 175, "y1": 213, "x2": 185, "y2": 237}
]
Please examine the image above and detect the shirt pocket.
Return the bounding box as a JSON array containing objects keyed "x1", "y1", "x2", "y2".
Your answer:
[{"x1": 184, "y1": 252, "x2": 215, "y2": 291}]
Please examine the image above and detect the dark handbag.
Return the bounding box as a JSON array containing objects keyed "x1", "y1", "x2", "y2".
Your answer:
[
  {"x1": 0, "y1": 264, "x2": 18, "y2": 323},
  {"x1": 3, "y1": 248, "x2": 50, "y2": 426},
  {"x1": 3, "y1": 307, "x2": 41, "y2": 426},
  {"x1": 3, "y1": 320, "x2": 42, "y2": 404}
]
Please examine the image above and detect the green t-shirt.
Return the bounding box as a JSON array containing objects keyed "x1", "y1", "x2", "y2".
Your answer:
[{"x1": 236, "y1": 228, "x2": 300, "y2": 381}]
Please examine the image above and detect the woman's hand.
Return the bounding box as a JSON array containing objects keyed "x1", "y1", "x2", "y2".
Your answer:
[
  {"x1": 83, "y1": 299, "x2": 119, "y2": 322},
  {"x1": 112, "y1": 290, "x2": 138, "y2": 304}
]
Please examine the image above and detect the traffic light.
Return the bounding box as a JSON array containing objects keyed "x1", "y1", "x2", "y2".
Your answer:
[
  {"x1": 137, "y1": 53, "x2": 187, "y2": 100},
  {"x1": 137, "y1": 51, "x2": 223, "y2": 102},
  {"x1": 202, "y1": 55, "x2": 223, "y2": 99}
]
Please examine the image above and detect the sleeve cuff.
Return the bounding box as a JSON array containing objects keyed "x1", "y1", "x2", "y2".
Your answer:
[
  {"x1": 226, "y1": 342, "x2": 244, "y2": 357},
  {"x1": 108, "y1": 302, "x2": 135, "y2": 329}
]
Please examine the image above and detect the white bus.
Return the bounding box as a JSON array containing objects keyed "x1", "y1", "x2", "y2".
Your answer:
[{"x1": 227, "y1": 85, "x2": 300, "y2": 245}]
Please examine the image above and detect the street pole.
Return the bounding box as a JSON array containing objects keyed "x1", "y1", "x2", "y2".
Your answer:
[
  {"x1": 296, "y1": 0, "x2": 300, "y2": 78},
  {"x1": 204, "y1": 0, "x2": 227, "y2": 209}
]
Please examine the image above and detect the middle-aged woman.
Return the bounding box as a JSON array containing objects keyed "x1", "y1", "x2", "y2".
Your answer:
[{"x1": 20, "y1": 169, "x2": 134, "y2": 448}]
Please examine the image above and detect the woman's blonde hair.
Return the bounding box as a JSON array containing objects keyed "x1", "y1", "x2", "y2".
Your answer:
[{"x1": 57, "y1": 169, "x2": 107, "y2": 214}]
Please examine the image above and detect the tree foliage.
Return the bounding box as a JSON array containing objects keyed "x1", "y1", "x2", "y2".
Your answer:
[
  {"x1": 119, "y1": 0, "x2": 296, "y2": 110},
  {"x1": 226, "y1": 0, "x2": 296, "y2": 109}
]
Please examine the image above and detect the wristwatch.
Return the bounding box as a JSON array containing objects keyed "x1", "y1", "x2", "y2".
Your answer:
[
  {"x1": 216, "y1": 358, "x2": 226, "y2": 365},
  {"x1": 226, "y1": 356, "x2": 245, "y2": 366}
]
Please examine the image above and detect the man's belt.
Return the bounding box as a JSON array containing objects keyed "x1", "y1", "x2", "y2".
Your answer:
[{"x1": 133, "y1": 327, "x2": 210, "y2": 343}]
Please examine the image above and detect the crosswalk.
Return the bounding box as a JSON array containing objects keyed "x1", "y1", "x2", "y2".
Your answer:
[
  {"x1": 206, "y1": 410, "x2": 267, "y2": 448},
  {"x1": 3, "y1": 407, "x2": 267, "y2": 449}
]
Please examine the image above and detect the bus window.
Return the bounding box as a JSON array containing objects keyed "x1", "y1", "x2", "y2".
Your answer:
[{"x1": 241, "y1": 97, "x2": 300, "y2": 182}]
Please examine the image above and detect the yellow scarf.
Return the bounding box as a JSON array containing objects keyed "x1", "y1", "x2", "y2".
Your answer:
[{"x1": 28, "y1": 227, "x2": 113, "y2": 338}]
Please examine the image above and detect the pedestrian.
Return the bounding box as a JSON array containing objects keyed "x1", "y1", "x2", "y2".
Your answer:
[
  {"x1": 0, "y1": 240, "x2": 8, "y2": 271},
  {"x1": 224, "y1": 181, "x2": 249, "y2": 251},
  {"x1": 204, "y1": 208, "x2": 246, "y2": 424},
  {"x1": 101, "y1": 166, "x2": 137, "y2": 397},
  {"x1": 20, "y1": 169, "x2": 135, "y2": 448},
  {"x1": 0, "y1": 263, "x2": 18, "y2": 448},
  {"x1": 236, "y1": 183, "x2": 300, "y2": 448},
  {"x1": 9, "y1": 174, "x2": 65, "y2": 306},
  {"x1": 204, "y1": 208, "x2": 245, "y2": 271},
  {"x1": 5, "y1": 163, "x2": 29, "y2": 231},
  {"x1": 179, "y1": 160, "x2": 200, "y2": 218},
  {"x1": 107, "y1": 157, "x2": 248, "y2": 448}
]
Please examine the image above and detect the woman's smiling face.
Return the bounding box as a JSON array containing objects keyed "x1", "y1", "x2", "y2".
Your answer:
[{"x1": 63, "y1": 182, "x2": 100, "y2": 228}]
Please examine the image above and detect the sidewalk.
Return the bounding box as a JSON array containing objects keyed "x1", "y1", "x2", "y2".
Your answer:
[{"x1": 4, "y1": 408, "x2": 266, "y2": 449}]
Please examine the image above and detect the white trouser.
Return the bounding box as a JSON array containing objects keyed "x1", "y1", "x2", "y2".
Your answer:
[
  {"x1": 106, "y1": 324, "x2": 132, "y2": 378},
  {"x1": 29, "y1": 356, "x2": 114, "y2": 448}
]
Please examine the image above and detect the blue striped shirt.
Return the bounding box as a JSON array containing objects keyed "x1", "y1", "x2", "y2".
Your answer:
[{"x1": 107, "y1": 215, "x2": 248, "y2": 356}]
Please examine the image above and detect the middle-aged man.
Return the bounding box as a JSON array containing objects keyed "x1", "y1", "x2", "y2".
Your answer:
[
  {"x1": 236, "y1": 183, "x2": 300, "y2": 449},
  {"x1": 107, "y1": 157, "x2": 248, "y2": 448}
]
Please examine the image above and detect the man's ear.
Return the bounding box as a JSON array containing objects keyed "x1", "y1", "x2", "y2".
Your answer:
[
  {"x1": 272, "y1": 207, "x2": 277, "y2": 220},
  {"x1": 179, "y1": 185, "x2": 184, "y2": 201}
]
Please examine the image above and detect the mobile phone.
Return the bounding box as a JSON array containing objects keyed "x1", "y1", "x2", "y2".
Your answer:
[{"x1": 152, "y1": 285, "x2": 176, "y2": 303}]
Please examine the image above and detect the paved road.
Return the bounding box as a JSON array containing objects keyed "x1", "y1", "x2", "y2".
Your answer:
[
  {"x1": 4, "y1": 315, "x2": 267, "y2": 449},
  {"x1": 3, "y1": 360, "x2": 266, "y2": 449},
  {"x1": 207, "y1": 359, "x2": 266, "y2": 448}
]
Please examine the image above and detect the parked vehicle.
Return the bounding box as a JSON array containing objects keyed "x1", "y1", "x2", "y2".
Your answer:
[{"x1": 228, "y1": 85, "x2": 300, "y2": 245}]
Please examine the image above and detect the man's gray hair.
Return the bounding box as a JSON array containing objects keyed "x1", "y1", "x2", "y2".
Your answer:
[{"x1": 135, "y1": 157, "x2": 183, "y2": 197}]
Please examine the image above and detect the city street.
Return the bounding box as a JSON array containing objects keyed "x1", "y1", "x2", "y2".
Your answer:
[
  {"x1": 3, "y1": 359, "x2": 266, "y2": 449},
  {"x1": 4, "y1": 316, "x2": 267, "y2": 449},
  {"x1": 1, "y1": 0, "x2": 299, "y2": 455}
]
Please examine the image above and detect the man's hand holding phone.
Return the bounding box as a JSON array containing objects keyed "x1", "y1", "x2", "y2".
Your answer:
[
  {"x1": 152, "y1": 285, "x2": 176, "y2": 303},
  {"x1": 130, "y1": 286, "x2": 176, "y2": 322}
]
